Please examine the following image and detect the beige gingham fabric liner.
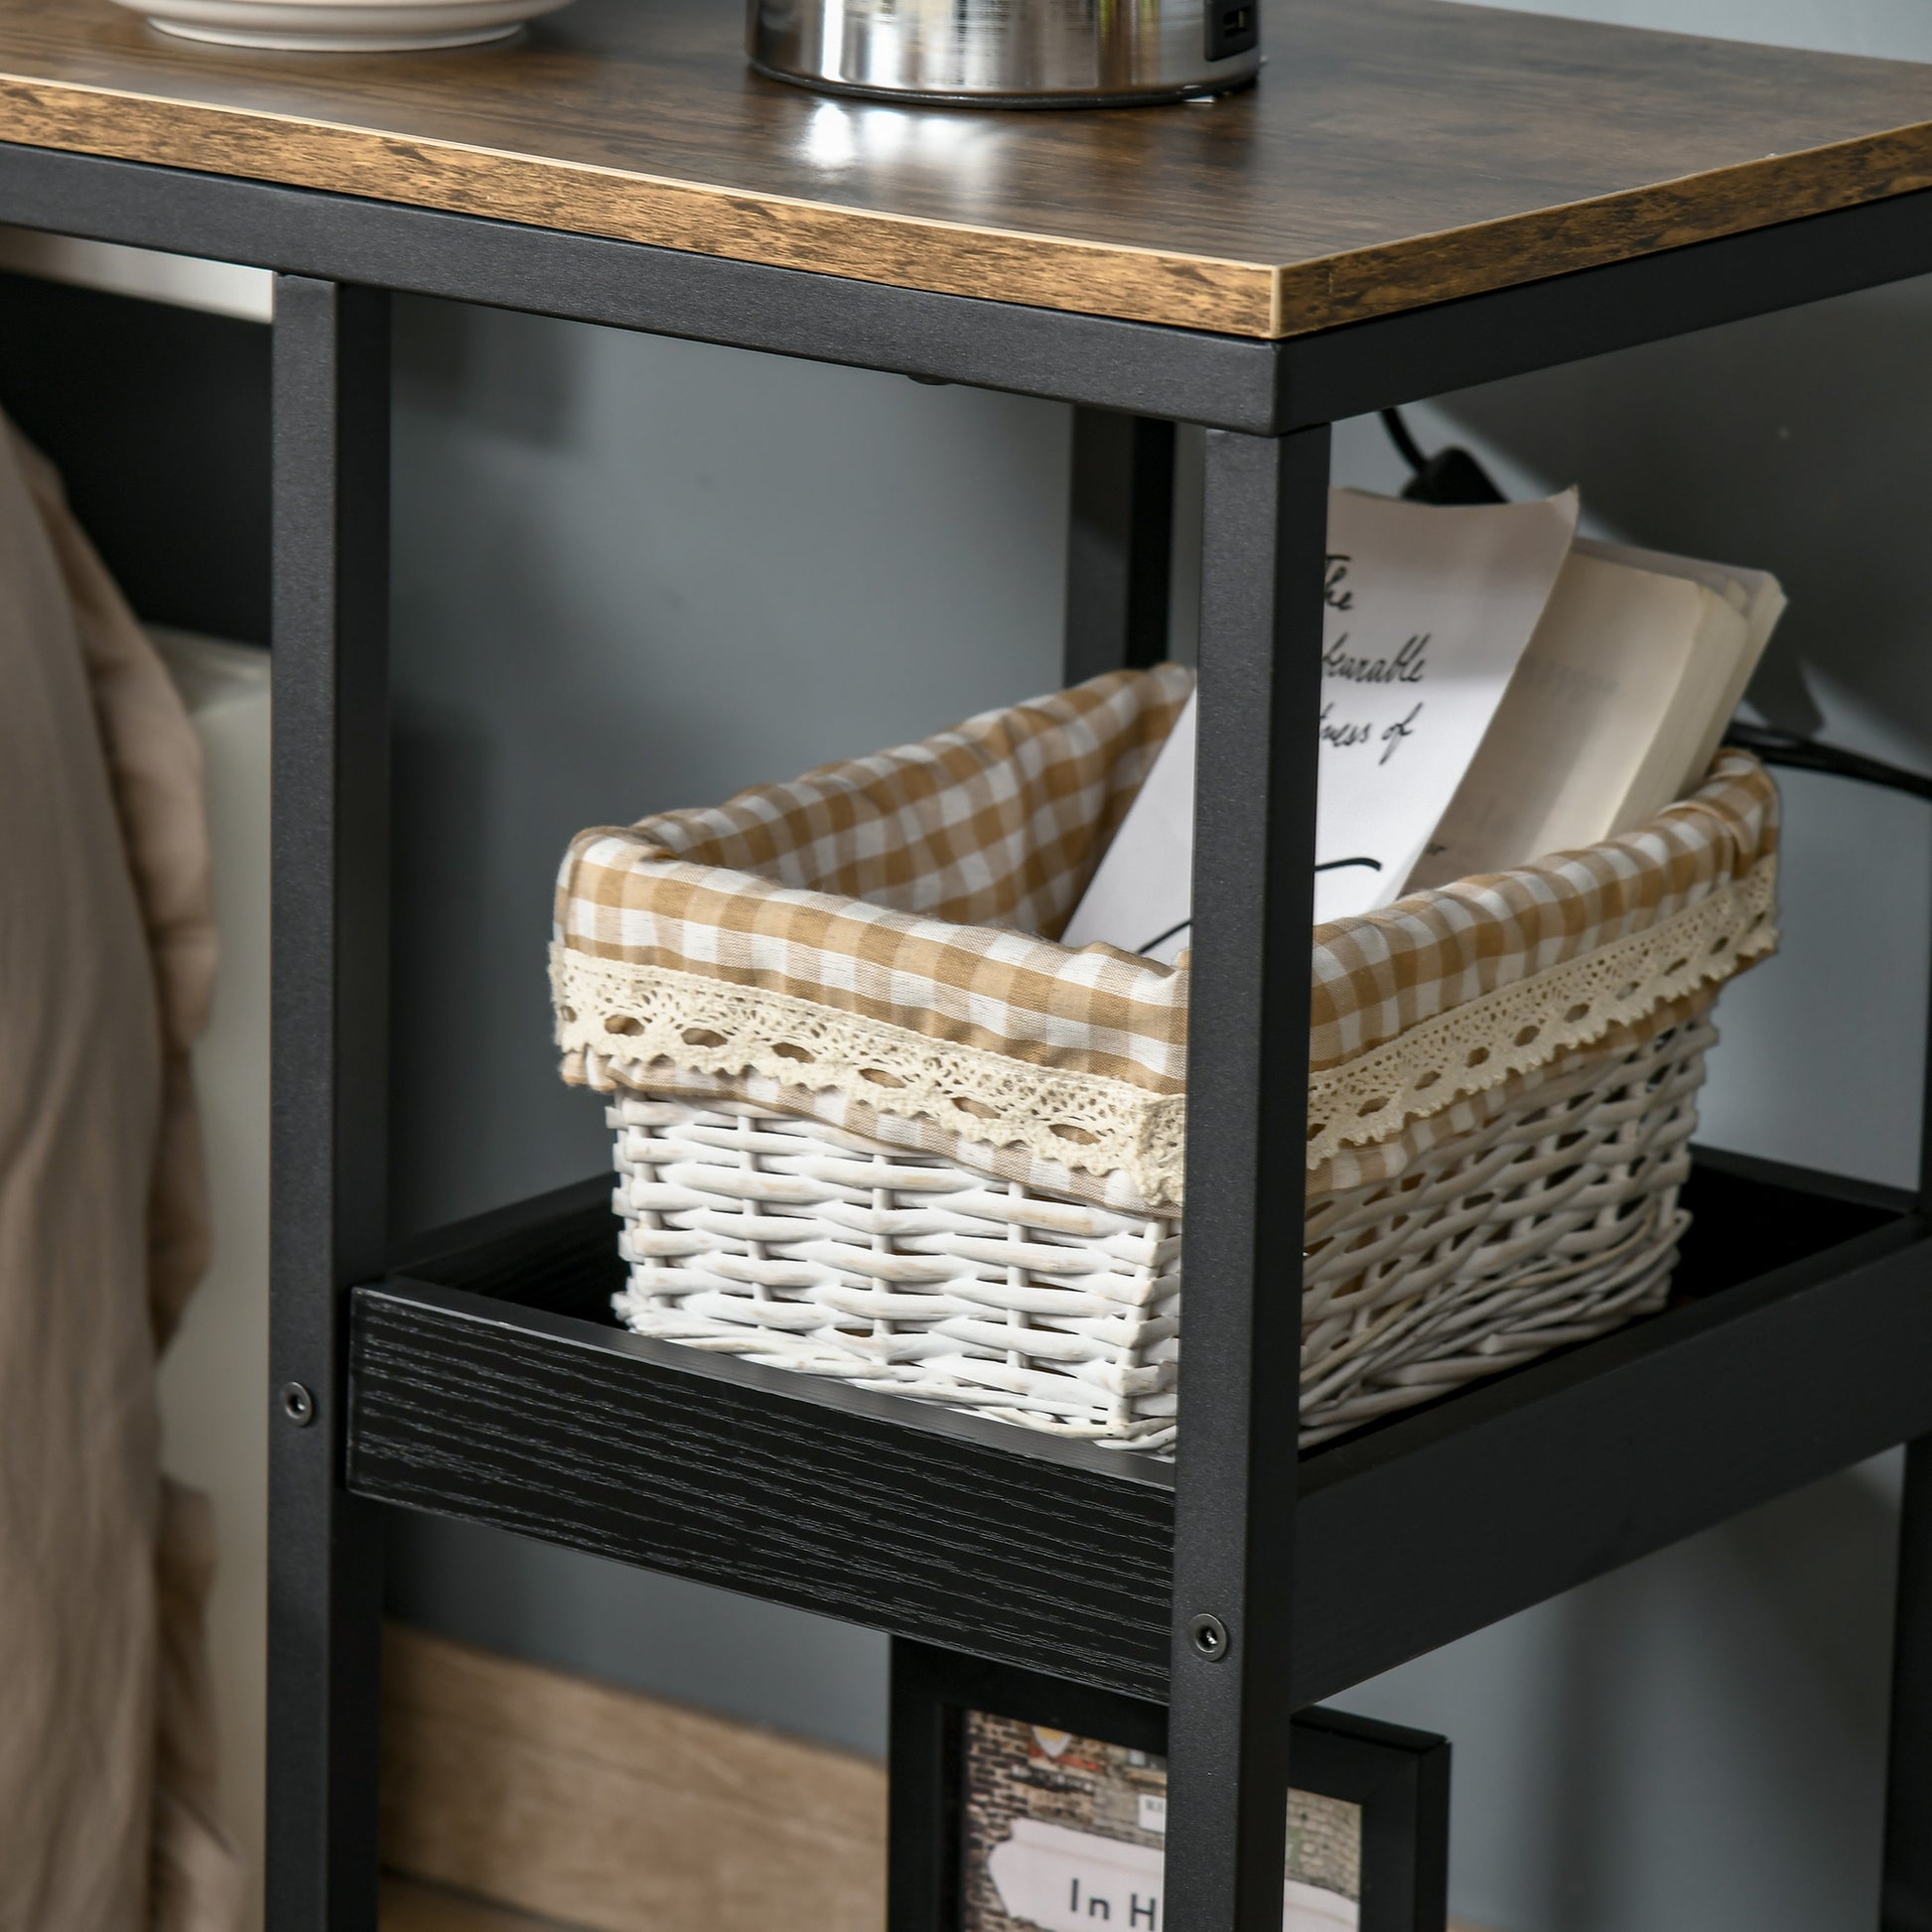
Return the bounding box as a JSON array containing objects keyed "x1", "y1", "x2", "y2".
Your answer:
[{"x1": 554, "y1": 666, "x2": 1778, "y2": 1213}]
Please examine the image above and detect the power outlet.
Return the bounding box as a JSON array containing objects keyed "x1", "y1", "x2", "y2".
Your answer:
[{"x1": 1205, "y1": 0, "x2": 1257, "y2": 62}]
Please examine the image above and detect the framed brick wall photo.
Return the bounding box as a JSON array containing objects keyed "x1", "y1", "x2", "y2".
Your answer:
[
  {"x1": 890, "y1": 1645, "x2": 1450, "y2": 1932},
  {"x1": 961, "y1": 1710, "x2": 1364, "y2": 1931}
]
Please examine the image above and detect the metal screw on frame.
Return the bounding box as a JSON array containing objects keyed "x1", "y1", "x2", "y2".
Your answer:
[
  {"x1": 1186, "y1": 1612, "x2": 1231, "y2": 1661},
  {"x1": 279, "y1": 1381, "x2": 317, "y2": 1428}
]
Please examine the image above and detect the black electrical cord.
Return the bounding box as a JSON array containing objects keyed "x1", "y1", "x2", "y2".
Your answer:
[
  {"x1": 1378, "y1": 406, "x2": 1506, "y2": 506},
  {"x1": 1722, "y1": 721, "x2": 1932, "y2": 804},
  {"x1": 1379, "y1": 411, "x2": 1931, "y2": 803},
  {"x1": 1379, "y1": 407, "x2": 1430, "y2": 476}
]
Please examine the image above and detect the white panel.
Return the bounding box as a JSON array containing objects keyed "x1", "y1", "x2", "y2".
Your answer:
[
  {"x1": 0, "y1": 229, "x2": 272, "y2": 322},
  {"x1": 153, "y1": 628, "x2": 271, "y2": 1930}
]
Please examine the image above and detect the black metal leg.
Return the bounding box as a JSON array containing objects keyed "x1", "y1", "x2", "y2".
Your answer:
[
  {"x1": 1880, "y1": 815, "x2": 1932, "y2": 1932},
  {"x1": 1064, "y1": 407, "x2": 1176, "y2": 684},
  {"x1": 1164, "y1": 425, "x2": 1331, "y2": 1930},
  {"x1": 267, "y1": 274, "x2": 392, "y2": 1932},
  {"x1": 1882, "y1": 1436, "x2": 1932, "y2": 1931}
]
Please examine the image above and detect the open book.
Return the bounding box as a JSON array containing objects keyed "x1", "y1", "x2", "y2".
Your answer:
[
  {"x1": 1406, "y1": 536, "x2": 1785, "y2": 890},
  {"x1": 1063, "y1": 487, "x2": 1582, "y2": 960},
  {"x1": 1060, "y1": 493, "x2": 1783, "y2": 960}
]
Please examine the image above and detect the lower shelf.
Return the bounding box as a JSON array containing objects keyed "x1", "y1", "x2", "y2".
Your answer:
[{"x1": 348, "y1": 1149, "x2": 1926, "y2": 1704}]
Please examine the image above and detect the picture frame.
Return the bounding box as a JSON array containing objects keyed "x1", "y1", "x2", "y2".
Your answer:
[{"x1": 889, "y1": 1642, "x2": 1449, "y2": 1932}]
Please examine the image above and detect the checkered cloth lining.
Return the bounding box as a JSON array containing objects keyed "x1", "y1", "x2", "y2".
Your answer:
[{"x1": 553, "y1": 666, "x2": 1778, "y2": 1213}]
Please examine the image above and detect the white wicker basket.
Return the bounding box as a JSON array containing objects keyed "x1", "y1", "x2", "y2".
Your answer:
[
  {"x1": 556, "y1": 669, "x2": 1778, "y2": 1454},
  {"x1": 607, "y1": 1007, "x2": 1714, "y2": 1450}
]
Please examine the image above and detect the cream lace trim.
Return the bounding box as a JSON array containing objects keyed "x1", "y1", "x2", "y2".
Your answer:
[
  {"x1": 1304, "y1": 855, "x2": 1777, "y2": 1169},
  {"x1": 554, "y1": 852, "x2": 1774, "y2": 1199},
  {"x1": 552, "y1": 949, "x2": 1188, "y2": 1207}
]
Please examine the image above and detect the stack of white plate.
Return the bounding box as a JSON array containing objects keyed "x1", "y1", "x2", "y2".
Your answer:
[{"x1": 114, "y1": 0, "x2": 571, "y2": 52}]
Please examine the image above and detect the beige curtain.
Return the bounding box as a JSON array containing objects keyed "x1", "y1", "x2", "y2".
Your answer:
[{"x1": 0, "y1": 423, "x2": 243, "y2": 1931}]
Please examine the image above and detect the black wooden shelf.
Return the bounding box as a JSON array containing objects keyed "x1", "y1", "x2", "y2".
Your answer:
[{"x1": 347, "y1": 1149, "x2": 1924, "y2": 1708}]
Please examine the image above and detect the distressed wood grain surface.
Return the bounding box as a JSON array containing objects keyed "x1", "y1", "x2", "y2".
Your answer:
[{"x1": 0, "y1": 0, "x2": 1928, "y2": 333}]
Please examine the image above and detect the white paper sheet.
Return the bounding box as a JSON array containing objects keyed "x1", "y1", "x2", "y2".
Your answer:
[
  {"x1": 1064, "y1": 683, "x2": 1199, "y2": 964},
  {"x1": 1060, "y1": 487, "x2": 1579, "y2": 961}
]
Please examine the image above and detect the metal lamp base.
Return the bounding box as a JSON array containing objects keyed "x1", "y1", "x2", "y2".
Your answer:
[{"x1": 748, "y1": 0, "x2": 1261, "y2": 108}]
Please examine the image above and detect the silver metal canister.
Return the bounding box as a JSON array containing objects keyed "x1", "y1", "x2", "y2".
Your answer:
[{"x1": 748, "y1": 0, "x2": 1261, "y2": 108}]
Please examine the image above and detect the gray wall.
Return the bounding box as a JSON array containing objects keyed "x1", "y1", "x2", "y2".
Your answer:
[
  {"x1": 384, "y1": 3, "x2": 1932, "y2": 1918},
  {"x1": 383, "y1": 309, "x2": 1073, "y2": 1760}
]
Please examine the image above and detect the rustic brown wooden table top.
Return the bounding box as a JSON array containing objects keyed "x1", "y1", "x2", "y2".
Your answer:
[{"x1": 0, "y1": 0, "x2": 1927, "y2": 337}]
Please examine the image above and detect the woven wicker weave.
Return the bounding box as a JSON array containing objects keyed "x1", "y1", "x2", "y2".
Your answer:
[
  {"x1": 565, "y1": 672, "x2": 1777, "y2": 1450},
  {"x1": 609, "y1": 1006, "x2": 1715, "y2": 1450}
]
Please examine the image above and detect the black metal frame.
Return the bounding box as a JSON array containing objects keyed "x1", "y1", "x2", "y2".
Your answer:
[
  {"x1": 1163, "y1": 423, "x2": 1330, "y2": 1926},
  {"x1": 886, "y1": 1642, "x2": 1450, "y2": 1932},
  {"x1": 9, "y1": 148, "x2": 1932, "y2": 426},
  {"x1": 1064, "y1": 409, "x2": 1175, "y2": 681},
  {"x1": 5, "y1": 130, "x2": 1925, "y2": 1932},
  {"x1": 264, "y1": 273, "x2": 392, "y2": 1931}
]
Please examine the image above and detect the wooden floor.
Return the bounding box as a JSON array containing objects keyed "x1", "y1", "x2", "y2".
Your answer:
[{"x1": 383, "y1": 1876, "x2": 585, "y2": 1932}]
